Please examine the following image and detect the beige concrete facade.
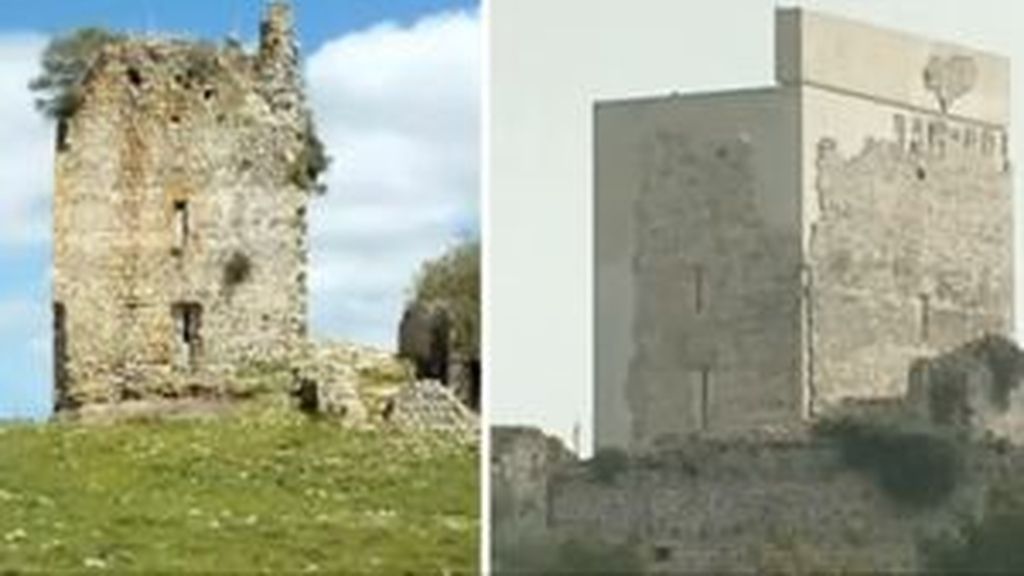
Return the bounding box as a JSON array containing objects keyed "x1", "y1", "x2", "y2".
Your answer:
[{"x1": 594, "y1": 8, "x2": 1013, "y2": 451}]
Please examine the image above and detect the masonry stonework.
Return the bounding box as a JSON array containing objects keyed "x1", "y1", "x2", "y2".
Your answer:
[
  {"x1": 496, "y1": 9, "x2": 1022, "y2": 573},
  {"x1": 809, "y1": 131, "x2": 1012, "y2": 413},
  {"x1": 53, "y1": 2, "x2": 313, "y2": 411},
  {"x1": 594, "y1": 8, "x2": 1014, "y2": 451},
  {"x1": 544, "y1": 438, "x2": 1005, "y2": 573}
]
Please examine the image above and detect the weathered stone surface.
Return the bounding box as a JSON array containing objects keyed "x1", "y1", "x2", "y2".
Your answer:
[
  {"x1": 283, "y1": 340, "x2": 482, "y2": 437},
  {"x1": 594, "y1": 8, "x2": 1013, "y2": 450},
  {"x1": 53, "y1": 2, "x2": 314, "y2": 412},
  {"x1": 544, "y1": 438, "x2": 996, "y2": 574},
  {"x1": 398, "y1": 301, "x2": 481, "y2": 412},
  {"x1": 398, "y1": 302, "x2": 451, "y2": 381},
  {"x1": 491, "y1": 424, "x2": 1024, "y2": 574},
  {"x1": 492, "y1": 426, "x2": 576, "y2": 536},
  {"x1": 59, "y1": 398, "x2": 239, "y2": 424},
  {"x1": 447, "y1": 354, "x2": 481, "y2": 411},
  {"x1": 385, "y1": 380, "x2": 478, "y2": 441},
  {"x1": 560, "y1": 8, "x2": 1021, "y2": 574},
  {"x1": 810, "y1": 130, "x2": 1012, "y2": 415},
  {"x1": 293, "y1": 364, "x2": 365, "y2": 424},
  {"x1": 908, "y1": 334, "x2": 1024, "y2": 443},
  {"x1": 289, "y1": 341, "x2": 414, "y2": 425}
]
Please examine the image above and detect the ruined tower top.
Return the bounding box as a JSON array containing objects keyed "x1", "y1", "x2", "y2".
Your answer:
[
  {"x1": 259, "y1": 1, "x2": 297, "y2": 76},
  {"x1": 52, "y1": 3, "x2": 315, "y2": 413}
]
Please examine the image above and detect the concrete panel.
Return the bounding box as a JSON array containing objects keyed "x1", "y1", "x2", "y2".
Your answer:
[
  {"x1": 777, "y1": 8, "x2": 1009, "y2": 125},
  {"x1": 595, "y1": 89, "x2": 802, "y2": 451}
]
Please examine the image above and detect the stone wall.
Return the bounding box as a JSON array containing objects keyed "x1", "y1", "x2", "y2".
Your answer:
[
  {"x1": 398, "y1": 290, "x2": 481, "y2": 412},
  {"x1": 594, "y1": 10, "x2": 1014, "y2": 448},
  {"x1": 628, "y1": 130, "x2": 802, "y2": 447},
  {"x1": 53, "y1": 2, "x2": 313, "y2": 410},
  {"x1": 492, "y1": 426, "x2": 576, "y2": 536},
  {"x1": 908, "y1": 335, "x2": 1024, "y2": 443},
  {"x1": 807, "y1": 117, "x2": 1012, "y2": 415},
  {"x1": 544, "y1": 436, "x2": 998, "y2": 573},
  {"x1": 594, "y1": 90, "x2": 802, "y2": 451},
  {"x1": 385, "y1": 380, "x2": 478, "y2": 442}
]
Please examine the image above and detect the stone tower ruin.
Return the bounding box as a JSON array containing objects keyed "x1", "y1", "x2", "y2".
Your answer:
[
  {"x1": 594, "y1": 9, "x2": 1013, "y2": 451},
  {"x1": 52, "y1": 2, "x2": 317, "y2": 412}
]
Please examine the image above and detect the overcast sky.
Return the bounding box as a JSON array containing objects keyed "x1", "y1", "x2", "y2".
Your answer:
[
  {"x1": 0, "y1": 0, "x2": 479, "y2": 419},
  {"x1": 490, "y1": 0, "x2": 1024, "y2": 454}
]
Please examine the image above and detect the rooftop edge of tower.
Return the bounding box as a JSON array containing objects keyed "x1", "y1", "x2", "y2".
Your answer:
[{"x1": 775, "y1": 7, "x2": 1009, "y2": 125}]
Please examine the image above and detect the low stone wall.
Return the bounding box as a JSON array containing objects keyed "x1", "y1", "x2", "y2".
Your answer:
[
  {"x1": 547, "y1": 436, "x2": 1000, "y2": 573},
  {"x1": 492, "y1": 424, "x2": 1024, "y2": 574},
  {"x1": 56, "y1": 340, "x2": 479, "y2": 439}
]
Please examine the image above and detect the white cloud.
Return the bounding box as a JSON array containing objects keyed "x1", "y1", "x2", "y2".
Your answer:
[
  {"x1": 0, "y1": 33, "x2": 52, "y2": 418},
  {"x1": 0, "y1": 293, "x2": 51, "y2": 418},
  {"x1": 305, "y1": 10, "x2": 480, "y2": 348},
  {"x1": 0, "y1": 34, "x2": 52, "y2": 248}
]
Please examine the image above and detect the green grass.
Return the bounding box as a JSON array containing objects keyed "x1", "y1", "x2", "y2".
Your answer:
[{"x1": 0, "y1": 408, "x2": 478, "y2": 574}]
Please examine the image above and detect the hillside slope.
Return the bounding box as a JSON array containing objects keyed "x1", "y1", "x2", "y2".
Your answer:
[{"x1": 0, "y1": 408, "x2": 478, "y2": 573}]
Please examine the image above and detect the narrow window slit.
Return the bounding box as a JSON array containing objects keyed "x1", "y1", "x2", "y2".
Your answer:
[
  {"x1": 173, "y1": 200, "x2": 189, "y2": 253},
  {"x1": 172, "y1": 302, "x2": 202, "y2": 369},
  {"x1": 919, "y1": 294, "x2": 931, "y2": 342},
  {"x1": 127, "y1": 67, "x2": 143, "y2": 87},
  {"x1": 693, "y1": 264, "x2": 705, "y2": 314},
  {"x1": 53, "y1": 302, "x2": 69, "y2": 409},
  {"x1": 893, "y1": 114, "x2": 906, "y2": 150},
  {"x1": 56, "y1": 119, "x2": 70, "y2": 152},
  {"x1": 700, "y1": 367, "x2": 711, "y2": 431},
  {"x1": 654, "y1": 546, "x2": 672, "y2": 563}
]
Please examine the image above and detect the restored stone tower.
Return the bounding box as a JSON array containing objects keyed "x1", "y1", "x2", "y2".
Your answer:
[
  {"x1": 594, "y1": 9, "x2": 1013, "y2": 451},
  {"x1": 52, "y1": 2, "x2": 316, "y2": 412}
]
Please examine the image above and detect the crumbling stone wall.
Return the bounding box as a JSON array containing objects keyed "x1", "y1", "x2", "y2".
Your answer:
[
  {"x1": 908, "y1": 334, "x2": 1024, "y2": 443},
  {"x1": 545, "y1": 437, "x2": 993, "y2": 573},
  {"x1": 492, "y1": 427, "x2": 576, "y2": 537},
  {"x1": 384, "y1": 380, "x2": 478, "y2": 442},
  {"x1": 398, "y1": 303, "x2": 451, "y2": 383},
  {"x1": 628, "y1": 131, "x2": 801, "y2": 447},
  {"x1": 595, "y1": 13, "x2": 1014, "y2": 449},
  {"x1": 398, "y1": 300, "x2": 481, "y2": 412},
  {"x1": 809, "y1": 118, "x2": 1012, "y2": 414},
  {"x1": 52, "y1": 2, "x2": 313, "y2": 410}
]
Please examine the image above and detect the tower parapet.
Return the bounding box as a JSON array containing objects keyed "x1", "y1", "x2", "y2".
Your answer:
[{"x1": 258, "y1": 1, "x2": 300, "y2": 110}]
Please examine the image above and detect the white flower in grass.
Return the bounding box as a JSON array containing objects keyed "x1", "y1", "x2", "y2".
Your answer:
[{"x1": 83, "y1": 557, "x2": 107, "y2": 569}]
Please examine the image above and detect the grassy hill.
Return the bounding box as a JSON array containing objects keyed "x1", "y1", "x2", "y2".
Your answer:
[{"x1": 0, "y1": 406, "x2": 478, "y2": 573}]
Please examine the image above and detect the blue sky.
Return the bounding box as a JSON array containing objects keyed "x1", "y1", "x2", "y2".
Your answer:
[
  {"x1": 1, "y1": 0, "x2": 475, "y2": 53},
  {"x1": 0, "y1": 0, "x2": 479, "y2": 419}
]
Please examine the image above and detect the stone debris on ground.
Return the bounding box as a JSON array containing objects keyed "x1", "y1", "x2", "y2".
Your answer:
[
  {"x1": 57, "y1": 340, "x2": 479, "y2": 442},
  {"x1": 383, "y1": 379, "x2": 478, "y2": 442},
  {"x1": 292, "y1": 342, "x2": 478, "y2": 438}
]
